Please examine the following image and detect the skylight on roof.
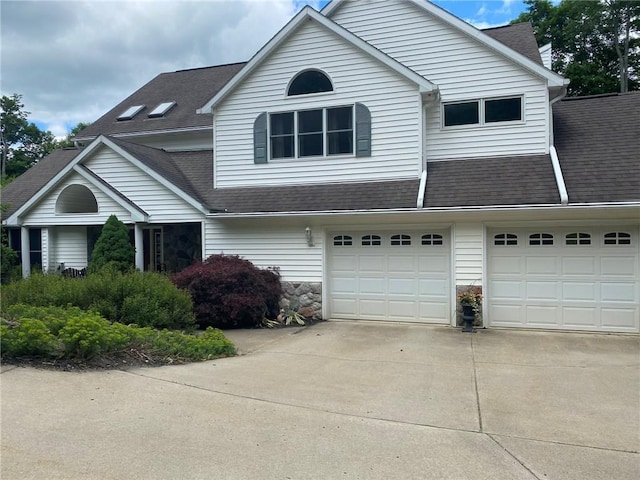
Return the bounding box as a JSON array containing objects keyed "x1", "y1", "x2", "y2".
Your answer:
[
  {"x1": 117, "y1": 105, "x2": 145, "y2": 121},
  {"x1": 148, "y1": 101, "x2": 176, "y2": 118}
]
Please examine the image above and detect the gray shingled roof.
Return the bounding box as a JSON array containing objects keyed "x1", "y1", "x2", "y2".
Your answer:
[
  {"x1": 554, "y1": 92, "x2": 640, "y2": 204},
  {"x1": 482, "y1": 22, "x2": 543, "y2": 66},
  {"x1": 75, "y1": 63, "x2": 246, "y2": 140},
  {"x1": 1, "y1": 148, "x2": 82, "y2": 218},
  {"x1": 424, "y1": 155, "x2": 559, "y2": 207}
]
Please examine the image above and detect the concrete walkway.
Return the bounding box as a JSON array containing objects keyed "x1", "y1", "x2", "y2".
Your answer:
[{"x1": 1, "y1": 321, "x2": 639, "y2": 479}]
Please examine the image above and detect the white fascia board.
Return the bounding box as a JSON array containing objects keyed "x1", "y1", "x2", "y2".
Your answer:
[
  {"x1": 5, "y1": 137, "x2": 110, "y2": 225},
  {"x1": 197, "y1": 6, "x2": 436, "y2": 113},
  {"x1": 100, "y1": 136, "x2": 210, "y2": 215},
  {"x1": 324, "y1": 0, "x2": 567, "y2": 87},
  {"x1": 72, "y1": 165, "x2": 149, "y2": 222}
]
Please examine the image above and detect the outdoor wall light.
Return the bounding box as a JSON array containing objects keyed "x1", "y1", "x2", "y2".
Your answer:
[{"x1": 305, "y1": 226, "x2": 314, "y2": 247}]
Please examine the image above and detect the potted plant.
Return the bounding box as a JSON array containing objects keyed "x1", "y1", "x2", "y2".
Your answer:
[{"x1": 457, "y1": 286, "x2": 482, "y2": 332}]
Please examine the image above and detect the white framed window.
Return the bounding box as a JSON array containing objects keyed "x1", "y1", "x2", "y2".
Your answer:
[
  {"x1": 494, "y1": 233, "x2": 518, "y2": 246},
  {"x1": 443, "y1": 96, "x2": 523, "y2": 128},
  {"x1": 390, "y1": 234, "x2": 411, "y2": 246},
  {"x1": 604, "y1": 232, "x2": 632, "y2": 245},
  {"x1": 333, "y1": 235, "x2": 353, "y2": 246},
  {"x1": 287, "y1": 70, "x2": 333, "y2": 96},
  {"x1": 270, "y1": 106, "x2": 353, "y2": 160},
  {"x1": 566, "y1": 233, "x2": 591, "y2": 246},
  {"x1": 362, "y1": 235, "x2": 381, "y2": 246},
  {"x1": 529, "y1": 233, "x2": 554, "y2": 246},
  {"x1": 421, "y1": 234, "x2": 443, "y2": 246}
]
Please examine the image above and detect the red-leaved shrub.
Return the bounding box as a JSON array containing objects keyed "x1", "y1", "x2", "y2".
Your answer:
[{"x1": 172, "y1": 255, "x2": 282, "y2": 329}]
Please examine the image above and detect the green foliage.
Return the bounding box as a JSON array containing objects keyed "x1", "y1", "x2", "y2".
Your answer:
[
  {"x1": 1, "y1": 270, "x2": 196, "y2": 330},
  {"x1": 1, "y1": 93, "x2": 58, "y2": 179},
  {"x1": 56, "y1": 122, "x2": 92, "y2": 148},
  {"x1": 58, "y1": 313, "x2": 129, "y2": 359},
  {"x1": 0, "y1": 318, "x2": 58, "y2": 357},
  {"x1": 0, "y1": 202, "x2": 19, "y2": 283},
  {"x1": 0, "y1": 305, "x2": 235, "y2": 363},
  {"x1": 88, "y1": 215, "x2": 135, "y2": 274},
  {"x1": 513, "y1": 0, "x2": 639, "y2": 95}
]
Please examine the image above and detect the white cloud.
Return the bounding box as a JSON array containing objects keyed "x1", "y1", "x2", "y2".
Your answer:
[{"x1": 0, "y1": 0, "x2": 318, "y2": 135}]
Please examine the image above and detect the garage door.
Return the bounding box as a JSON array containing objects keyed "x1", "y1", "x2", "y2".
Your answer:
[
  {"x1": 328, "y1": 230, "x2": 450, "y2": 323},
  {"x1": 488, "y1": 226, "x2": 639, "y2": 332}
]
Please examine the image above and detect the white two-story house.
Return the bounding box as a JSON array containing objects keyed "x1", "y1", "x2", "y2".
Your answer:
[{"x1": 3, "y1": 0, "x2": 639, "y2": 333}]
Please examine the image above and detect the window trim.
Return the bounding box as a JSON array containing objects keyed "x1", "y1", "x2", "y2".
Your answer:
[
  {"x1": 603, "y1": 232, "x2": 632, "y2": 246},
  {"x1": 494, "y1": 233, "x2": 518, "y2": 246},
  {"x1": 269, "y1": 105, "x2": 355, "y2": 160},
  {"x1": 442, "y1": 95, "x2": 524, "y2": 129},
  {"x1": 565, "y1": 233, "x2": 591, "y2": 246},
  {"x1": 529, "y1": 233, "x2": 554, "y2": 246}
]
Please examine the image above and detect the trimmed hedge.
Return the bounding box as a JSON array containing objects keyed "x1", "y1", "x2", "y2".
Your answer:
[
  {"x1": 1, "y1": 270, "x2": 195, "y2": 330},
  {"x1": 172, "y1": 254, "x2": 282, "y2": 329}
]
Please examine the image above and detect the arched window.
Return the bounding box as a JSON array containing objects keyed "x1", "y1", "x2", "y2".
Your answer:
[
  {"x1": 55, "y1": 184, "x2": 98, "y2": 214},
  {"x1": 287, "y1": 70, "x2": 333, "y2": 96},
  {"x1": 361, "y1": 234, "x2": 381, "y2": 246},
  {"x1": 390, "y1": 234, "x2": 411, "y2": 246},
  {"x1": 494, "y1": 233, "x2": 517, "y2": 246},
  {"x1": 604, "y1": 232, "x2": 631, "y2": 245},
  {"x1": 421, "y1": 234, "x2": 443, "y2": 246},
  {"x1": 566, "y1": 233, "x2": 591, "y2": 245},
  {"x1": 529, "y1": 233, "x2": 554, "y2": 246},
  {"x1": 333, "y1": 235, "x2": 353, "y2": 246}
]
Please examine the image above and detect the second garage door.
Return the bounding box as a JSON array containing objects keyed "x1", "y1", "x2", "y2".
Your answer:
[
  {"x1": 328, "y1": 230, "x2": 451, "y2": 323},
  {"x1": 488, "y1": 226, "x2": 639, "y2": 332}
]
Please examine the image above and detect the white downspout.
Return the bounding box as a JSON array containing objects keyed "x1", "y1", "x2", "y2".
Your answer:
[
  {"x1": 550, "y1": 146, "x2": 568, "y2": 205},
  {"x1": 417, "y1": 168, "x2": 427, "y2": 209},
  {"x1": 549, "y1": 88, "x2": 568, "y2": 205}
]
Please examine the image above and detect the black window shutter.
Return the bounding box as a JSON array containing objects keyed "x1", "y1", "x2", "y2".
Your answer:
[
  {"x1": 254, "y1": 112, "x2": 268, "y2": 164},
  {"x1": 355, "y1": 103, "x2": 371, "y2": 157}
]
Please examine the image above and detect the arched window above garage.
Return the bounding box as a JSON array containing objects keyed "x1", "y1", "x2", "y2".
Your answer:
[{"x1": 56, "y1": 184, "x2": 98, "y2": 214}]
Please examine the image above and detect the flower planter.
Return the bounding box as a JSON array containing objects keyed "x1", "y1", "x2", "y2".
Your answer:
[{"x1": 460, "y1": 302, "x2": 476, "y2": 333}]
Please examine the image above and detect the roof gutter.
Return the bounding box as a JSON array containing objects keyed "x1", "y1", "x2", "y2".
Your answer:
[{"x1": 204, "y1": 202, "x2": 640, "y2": 219}]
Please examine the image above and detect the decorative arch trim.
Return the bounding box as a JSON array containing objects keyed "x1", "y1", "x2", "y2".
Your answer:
[{"x1": 55, "y1": 184, "x2": 98, "y2": 214}]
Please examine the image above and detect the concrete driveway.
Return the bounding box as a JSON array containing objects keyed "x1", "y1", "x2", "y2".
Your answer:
[{"x1": 1, "y1": 321, "x2": 638, "y2": 479}]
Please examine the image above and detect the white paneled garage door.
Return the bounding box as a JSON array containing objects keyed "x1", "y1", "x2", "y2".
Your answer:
[
  {"x1": 488, "y1": 226, "x2": 640, "y2": 332},
  {"x1": 328, "y1": 230, "x2": 450, "y2": 323}
]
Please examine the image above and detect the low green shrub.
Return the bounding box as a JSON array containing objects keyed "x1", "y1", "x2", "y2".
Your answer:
[
  {"x1": 58, "y1": 313, "x2": 130, "y2": 359},
  {"x1": 0, "y1": 318, "x2": 58, "y2": 357},
  {"x1": 1, "y1": 305, "x2": 235, "y2": 364},
  {"x1": 1, "y1": 270, "x2": 195, "y2": 330}
]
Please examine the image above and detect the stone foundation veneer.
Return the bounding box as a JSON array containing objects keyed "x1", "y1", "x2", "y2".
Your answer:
[
  {"x1": 456, "y1": 284, "x2": 483, "y2": 327},
  {"x1": 280, "y1": 281, "x2": 323, "y2": 321}
]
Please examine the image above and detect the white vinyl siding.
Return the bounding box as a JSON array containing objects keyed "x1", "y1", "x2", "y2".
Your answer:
[
  {"x1": 454, "y1": 223, "x2": 484, "y2": 285},
  {"x1": 51, "y1": 227, "x2": 88, "y2": 270},
  {"x1": 214, "y1": 20, "x2": 422, "y2": 187},
  {"x1": 332, "y1": 0, "x2": 550, "y2": 160},
  {"x1": 84, "y1": 147, "x2": 203, "y2": 222},
  {"x1": 21, "y1": 172, "x2": 132, "y2": 226},
  {"x1": 203, "y1": 219, "x2": 323, "y2": 282}
]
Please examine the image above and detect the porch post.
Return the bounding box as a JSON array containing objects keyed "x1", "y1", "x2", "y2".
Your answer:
[
  {"x1": 134, "y1": 223, "x2": 144, "y2": 271},
  {"x1": 20, "y1": 226, "x2": 30, "y2": 278}
]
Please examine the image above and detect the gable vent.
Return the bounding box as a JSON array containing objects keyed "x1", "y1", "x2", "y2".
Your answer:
[
  {"x1": 148, "y1": 101, "x2": 176, "y2": 118},
  {"x1": 117, "y1": 105, "x2": 145, "y2": 121}
]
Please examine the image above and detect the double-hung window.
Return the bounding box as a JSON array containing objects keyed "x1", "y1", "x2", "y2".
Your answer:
[{"x1": 270, "y1": 106, "x2": 353, "y2": 159}]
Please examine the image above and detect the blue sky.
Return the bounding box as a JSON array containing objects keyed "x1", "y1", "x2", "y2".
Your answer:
[{"x1": 2, "y1": 0, "x2": 531, "y2": 138}]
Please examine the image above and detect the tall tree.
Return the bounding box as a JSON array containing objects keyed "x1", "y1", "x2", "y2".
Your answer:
[
  {"x1": 57, "y1": 122, "x2": 92, "y2": 148},
  {"x1": 513, "y1": 0, "x2": 640, "y2": 96},
  {"x1": 0, "y1": 94, "x2": 57, "y2": 178}
]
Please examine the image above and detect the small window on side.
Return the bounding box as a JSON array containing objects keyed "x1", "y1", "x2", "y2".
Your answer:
[
  {"x1": 485, "y1": 97, "x2": 522, "y2": 123},
  {"x1": 494, "y1": 234, "x2": 517, "y2": 246},
  {"x1": 421, "y1": 234, "x2": 443, "y2": 246},
  {"x1": 333, "y1": 235, "x2": 353, "y2": 246},
  {"x1": 443, "y1": 101, "x2": 479, "y2": 127}
]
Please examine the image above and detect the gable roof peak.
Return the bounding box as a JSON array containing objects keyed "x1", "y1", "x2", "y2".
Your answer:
[{"x1": 197, "y1": 5, "x2": 437, "y2": 113}]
